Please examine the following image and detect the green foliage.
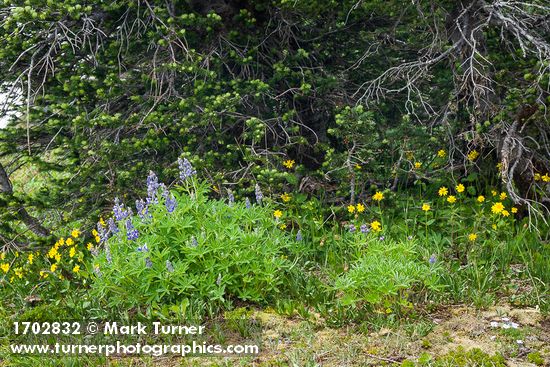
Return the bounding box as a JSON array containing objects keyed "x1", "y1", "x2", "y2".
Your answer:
[
  {"x1": 332, "y1": 237, "x2": 440, "y2": 310},
  {"x1": 90, "y1": 178, "x2": 300, "y2": 314}
]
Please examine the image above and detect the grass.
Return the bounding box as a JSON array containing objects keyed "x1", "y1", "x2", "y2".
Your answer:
[{"x1": 0, "y1": 164, "x2": 549, "y2": 366}]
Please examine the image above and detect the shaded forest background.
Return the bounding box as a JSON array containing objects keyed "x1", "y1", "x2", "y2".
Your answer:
[{"x1": 0, "y1": 0, "x2": 549, "y2": 247}]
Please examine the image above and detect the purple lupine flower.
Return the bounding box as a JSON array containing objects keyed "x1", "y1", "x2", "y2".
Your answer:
[
  {"x1": 166, "y1": 194, "x2": 177, "y2": 213},
  {"x1": 126, "y1": 219, "x2": 139, "y2": 241},
  {"x1": 97, "y1": 222, "x2": 109, "y2": 243},
  {"x1": 91, "y1": 247, "x2": 99, "y2": 257},
  {"x1": 159, "y1": 183, "x2": 169, "y2": 200},
  {"x1": 166, "y1": 260, "x2": 174, "y2": 273},
  {"x1": 227, "y1": 189, "x2": 235, "y2": 206},
  {"x1": 349, "y1": 224, "x2": 356, "y2": 233},
  {"x1": 255, "y1": 184, "x2": 263, "y2": 205},
  {"x1": 145, "y1": 257, "x2": 153, "y2": 269},
  {"x1": 245, "y1": 197, "x2": 251, "y2": 209},
  {"x1": 216, "y1": 273, "x2": 222, "y2": 286},
  {"x1": 136, "y1": 199, "x2": 149, "y2": 219},
  {"x1": 429, "y1": 254, "x2": 437, "y2": 265},
  {"x1": 146, "y1": 171, "x2": 160, "y2": 201},
  {"x1": 178, "y1": 158, "x2": 196, "y2": 181},
  {"x1": 379, "y1": 235, "x2": 385, "y2": 241},
  {"x1": 360, "y1": 224, "x2": 370, "y2": 234},
  {"x1": 113, "y1": 197, "x2": 130, "y2": 221},
  {"x1": 137, "y1": 243, "x2": 148, "y2": 252},
  {"x1": 108, "y1": 217, "x2": 119, "y2": 235},
  {"x1": 105, "y1": 246, "x2": 112, "y2": 264},
  {"x1": 296, "y1": 230, "x2": 302, "y2": 241},
  {"x1": 190, "y1": 236, "x2": 198, "y2": 248},
  {"x1": 93, "y1": 265, "x2": 101, "y2": 277}
]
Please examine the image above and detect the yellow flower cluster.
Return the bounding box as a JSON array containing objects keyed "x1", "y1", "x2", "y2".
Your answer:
[
  {"x1": 283, "y1": 159, "x2": 295, "y2": 169},
  {"x1": 373, "y1": 192, "x2": 384, "y2": 201},
  {"x1": 467, "y1": 150, "x2": 479, "y2": 161},
  {"x1": 347, "y1": 203, "x2": 365, "y2": 213},
  {"x1": 534, "y1": 173, "x2": 550, "y2": 182}
]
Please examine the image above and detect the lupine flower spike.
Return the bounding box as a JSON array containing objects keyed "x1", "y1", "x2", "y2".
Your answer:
[
  {"x1": 165, "y1": 194, "x2": 177, "y2": 213},
  {"x1": 178, "y1": 158, "x2": 196, "y2": 181},
  {"x1": 227, "y1": 190, "x2": 235, "y2": 206},
  {"x1": 245, "y1": 197, "x2": 251, "y2": 209},
  {"x1": 166, "y1": 260, "x2": 174, "y2": 273},
  {"x1": 126, "y1": 219, "x2": 139, "y2": 241},
  {"x1": 146, "y1": 171, "x2": 160, "y2": 202},
  {"x1": 255, "y1": 184, "x2": 263, "y2": 205},
  {"x1": 296, "y1": 230, "x2": 302, "y2": 241},
  {"x1": 108, "y1": 218, "x2": 119, "y2": 234}
]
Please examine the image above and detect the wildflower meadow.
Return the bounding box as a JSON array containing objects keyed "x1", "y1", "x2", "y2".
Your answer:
[{"x1": 0, "y1": 0, "x2": 549, "y2": 366}]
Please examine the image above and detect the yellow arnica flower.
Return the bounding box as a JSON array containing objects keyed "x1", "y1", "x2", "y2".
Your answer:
[
  {"x1": 14, "y1": 267, "x2": 23, "y2": 279},
  {"x1": 542, "y1": 174, "x2": 550, "y2": 182},
  {"x1": 40, "y1": 271, "x2": 48, "y2": 279},
  {"x1": 492, "y1": 224, "x2": 497, "y2": 230},
  {"x1": 502, "y1": 210, "x2": 510, "y2": 217},
  {"x1": 99, "y1": 217, "x2": 106, "y2": 227},
  {"x1": 437, "y1": 149, "x2": 446, "y2": 158},
  {"x1": 491, "y1": 202, "x2": 505, "y2": 214},
  {"x1": 71, "y1": 229, "x2": 80, "y2": 238},
  {"x1": 66, "y1": 238, "x2": 74, "y2": 246},
  {"x1": 356, "y1": 203, "x2": 365, "y2": 213},
  {"x1": 414, "y1": 162, "x2": 422, "y2": 169},
  {"x1": 438, "y1": 187, "x2": 448, "y2": 197},
  {"x1": 355, "y1": 164, "x2": 362, "y2": 170},
  {"x1": 73, "y1": 265, "x2": 80, "y2": 273},
  {"x1": 69, "y1": 247, "x2": 76, "y2": 258},
  {"x1": 28, "y1": 253, "x2": 34, "y2": 265},
  {"x1": 273, "y1": 210, "x2": 283, "y2": 219},
  {"x1": 422, "y1": 203, "x2": 431, "y2": 212},
  {"x1": 280, "y1": 193, "x2": 291, "y2": 202},
  {"x1": 1, "y1": 263, "x2": 9, "y2": 273},
  {"x1": 499, "y1": 192, "x2": 507, "y2": 200},
  {"x1": 447, "y1": 195, "x2": 457, "y2": 204},
  {"x1": 91, "y1": 229, "x2": 98, "y2": 236},
  {"x1": 58, "y1": 238, "x2": 65, "y2": 246},
  {"x1": 283, "y1": 159, "x2": 295, "y2": 169},
  {"x1": 492, "y1": 190, "x2": 497, "y2": 196},
  {"x1": 50, "y1": 264, "x2": 58, "y2": 272},
  {"x1": 371, "y1": 220, "x2": 382, "y2": 232},
  {"x1": 496, "y1": 162, "x2": 503, "y2": 170},
  {"x1": 373, "y1": 191, "x2": 384, "y2": 201},
  {"x1": 95, "y1": 235, "x2": 101, "y2": 243},
  {"x1": 54, "y1": 253, "x2": 61, "y2": 262},
  {"x1": 279, "y1": 224, "x2": 287, "y2": 230},
  {"x1": 534, "y1": 173, "x2": 541, "y2": 181},
  {"x1": 0, "y1": 252, "x2": 4, "y2": 260},
  {"x1": 347, "y1": 205, "x2": 355, "y2": 213},
  {"x1": 468, "y1": 233, "x2": 477, "y2": 241},
  {"x1": 511, "y1": 207, "x2": 518, "y2": 214},
  {"x1": 477, "y1": 195, "x2": 485, "y2": 203},
  {"x1": 86, "y1": 243, "x2": 93, "y2": 251},
  {"x1": 467, "y1": 150, "x2": 479, "y2": 161},
  {"x1": 48, "y1": 247, "x2": 58, "y2": 259},
  {"x1": 456, "y1": 184, "x2": 465, "y2": 193}
]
